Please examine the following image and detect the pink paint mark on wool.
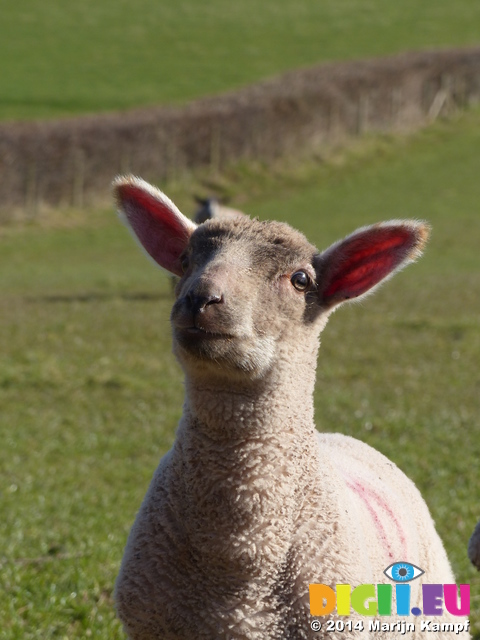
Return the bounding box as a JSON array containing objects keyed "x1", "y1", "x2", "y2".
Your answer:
[
  {"x1": 346, "y1": 478, "x2": 407, "y2": 562},
  {"x1": 367, "y1": 485, "x2": 408, "y2": 560}
]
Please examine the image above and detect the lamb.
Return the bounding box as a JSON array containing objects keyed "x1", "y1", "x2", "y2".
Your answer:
[
  {"x1": 113, "y1": 175, "x2": 470, "y2": 639},
  {"x1": 468, "y1": 520, "x2": 480, "y2": 570},
  {"x1": 193, "y1": 196, "x2": 247, "y2": 224}
]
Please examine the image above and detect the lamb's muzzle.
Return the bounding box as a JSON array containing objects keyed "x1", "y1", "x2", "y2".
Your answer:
[{"x1": 112, "y1": 175, "x2": 469, "y2": 640}]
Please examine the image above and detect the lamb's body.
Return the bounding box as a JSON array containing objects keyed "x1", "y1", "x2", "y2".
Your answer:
[
  {"x1": 113, "y1": 177, "x2": 469, "y2": 639},
  {"x1": 118, "y1": 422, "x2": 457, "y2": 639}
]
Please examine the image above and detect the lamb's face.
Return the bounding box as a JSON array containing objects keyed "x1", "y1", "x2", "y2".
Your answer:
[
  {"x1": 171, "y1": 217, "x2": 322, "y2": 379},
  {"x1": 114, "y1": 176, "x2": 429, "y2": 384}
]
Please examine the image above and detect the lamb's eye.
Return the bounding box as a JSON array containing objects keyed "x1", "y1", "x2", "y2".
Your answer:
[
  {"x1": 290, "y1": 270, "x2": 310, "y2": 291},
  {"x1": 180, "y1": 255, "x2": 190, "y2": 273}
]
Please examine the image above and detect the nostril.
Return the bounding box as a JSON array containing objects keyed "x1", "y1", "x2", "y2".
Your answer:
[
  {"x1": 187, "y1": 292, "x2": 224, "y2": 313},
  {"x1": 205, "y1": 294, "x2": 223, "y2": 307}
]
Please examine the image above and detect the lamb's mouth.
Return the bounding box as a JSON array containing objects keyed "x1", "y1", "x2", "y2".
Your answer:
[
  {"x1": 175, "y1": 326, "x2": 234, "y2": 341},
  {"x1": 186, "y1": 327, "x2": 226, "y2": 336},
  {"x1": 174, "y1": 326, "x2": 238, "y2": 361}
]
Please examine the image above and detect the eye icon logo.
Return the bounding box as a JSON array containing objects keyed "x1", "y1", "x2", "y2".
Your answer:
[{"x1": 384, "y1": 562, "x2": 424, "y2": 583}]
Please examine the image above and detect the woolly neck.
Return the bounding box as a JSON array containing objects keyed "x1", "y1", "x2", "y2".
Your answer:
[{"x1": 182, "y1": 340, "x2": 320, "y2": 442}]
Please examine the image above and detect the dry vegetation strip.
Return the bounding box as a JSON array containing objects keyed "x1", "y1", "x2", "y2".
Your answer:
[{"x1": 1, "y1": 47, "x2": 480, "y2": 216}]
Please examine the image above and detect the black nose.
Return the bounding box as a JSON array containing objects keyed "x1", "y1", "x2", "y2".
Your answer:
[{"x1": 186, "y1": 292, "x2": 223, "y2": 314}]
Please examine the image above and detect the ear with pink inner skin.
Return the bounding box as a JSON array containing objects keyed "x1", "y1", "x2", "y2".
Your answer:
[
  {"x1": 113, "y1": 176, "x2": 197, "y2": 276},
  {"x1": 315, "y1": 220, "x2": 430, "y2": 310}
]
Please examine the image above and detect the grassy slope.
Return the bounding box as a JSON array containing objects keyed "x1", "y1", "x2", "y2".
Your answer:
[
  {"x1": 1, "y1": 0, "x2": 480, "y2": 120},
  {"x1": 0, "y1": 110, "x2": 479, "y2": 637}
]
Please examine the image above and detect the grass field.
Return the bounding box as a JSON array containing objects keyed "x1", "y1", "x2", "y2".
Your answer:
[
  {"x1": 1, "y1": 0, "x2": 480, "y2": 121},
  {"x1": 1, "y1": 108, "x2": 479, "y2": 637}
]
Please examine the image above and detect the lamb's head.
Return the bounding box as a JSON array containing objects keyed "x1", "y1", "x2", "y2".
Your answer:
[{"x1": 114, "y1": 176, "x2": 429, "y2": 384}]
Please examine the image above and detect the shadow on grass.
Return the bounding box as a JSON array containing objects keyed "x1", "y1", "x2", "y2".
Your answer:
[{"x1": 25, "y1": 292, "x2": 172, "y2": 304}]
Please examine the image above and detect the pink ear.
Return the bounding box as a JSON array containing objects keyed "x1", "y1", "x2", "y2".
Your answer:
[
  {"x1": 113, "y1": 176, "x2": 197, "y2": 276},
  {"x1": 316, "y1": 221, "x2": 430, "y2": 308}
]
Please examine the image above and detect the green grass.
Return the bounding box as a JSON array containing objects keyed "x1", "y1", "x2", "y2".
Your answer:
[
  {"x1": 1, "y1": 0, "x2": 480, "y2": 121},
  {"x1": 1, "y1": 110, "x2": 480, "y2": 637}
]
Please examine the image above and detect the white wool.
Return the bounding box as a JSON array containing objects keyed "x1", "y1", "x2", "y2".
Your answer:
[{"x1": 113, "y1": 177, "x2": 469, "y2": 639}]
